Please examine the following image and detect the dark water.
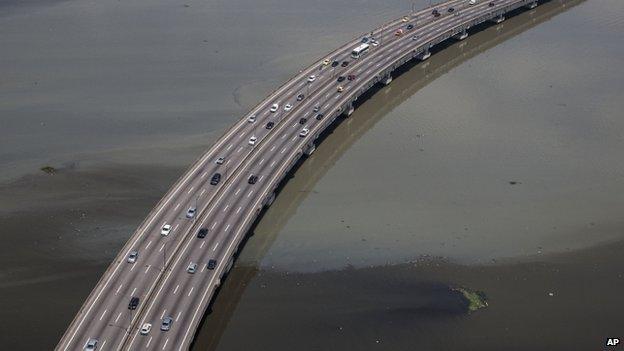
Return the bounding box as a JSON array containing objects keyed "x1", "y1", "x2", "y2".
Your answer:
[{"x1": 1, "y1": 0, "x2": 623, "y2": 349}]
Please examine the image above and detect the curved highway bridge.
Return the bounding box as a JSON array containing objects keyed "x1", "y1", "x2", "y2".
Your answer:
[{"x1": 58, "y1": 0, "x2": 549, "y2": 349}]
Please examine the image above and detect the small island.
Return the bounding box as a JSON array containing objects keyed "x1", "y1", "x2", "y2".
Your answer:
[
  {"x1": 455, "y1": 287, "x2": 488, "y2": 312},
  {"x1": 40, "y1": 166, "x2": 57, "y2": 175}
]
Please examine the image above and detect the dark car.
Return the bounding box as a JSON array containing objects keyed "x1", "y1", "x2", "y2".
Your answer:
[
  {"x1": 297, "y1": 94, "x2": 305, "y2": 101},
  {"x1": 266, "y1": 121, "x2": 275, "y2": 129},
  {"x1": 347, "y1": 74, "x2": 356, "y2": 81},
  {"x1": 315, "y1": 113, "x2": 324, "y2": 121},
  {"x1": 337, "y1": 76, "x2": 345, "y2": 82},
  {"x1": 161, "y1": 316, "x2": 173, "y2": 331},
  {"x1": 361, "y1": 37, "x2": 369, "y2": 43},
  {"x1": 447, "y1": 7, "x2": 455, "y2": 12},
  {"x1": 406, "y1": 24, "x2": 414, "y2": 30},
  {"x1": 248, "y1": 175, "x2": 258, "y2": 184},
  {"x1": 197, "y1": 228, "x2": 208, "y2": 238},
  {"x1": 331, "y1": 61, "x2": 339, "y2": 67},
  {"x1": 210, "y1": 173, "x2": 221, "y2": 185},
  {"x1": 341, "y1": 61, "x2": 349, "y2": 67},
  {"x1": 489, "y1": 1, "x2": 495, "y2": 6},
  {"x1": 299, "y1": 117, "x2": 307, "y2": 124},
  {"x1": 128, "y1": 297, "x2": 139, "y2": 310},
  {"x1": 432, "y1": 9, "x2": 440, "y2": 17},
  {"x1": 313, "y1": 105, "x2": 320, "y2": 112},
  {"x1": 207, "y1": 259, "x2": 217, "y2": 270}
]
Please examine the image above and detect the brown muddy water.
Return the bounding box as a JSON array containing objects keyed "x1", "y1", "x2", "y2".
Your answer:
[{"x1": 1, "y1": 0, "x2": 623, "y2": 349}]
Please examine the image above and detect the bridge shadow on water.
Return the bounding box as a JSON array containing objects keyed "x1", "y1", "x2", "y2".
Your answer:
[{"x1": 190, "y1": 0, "x2": 585, "y2": 349}]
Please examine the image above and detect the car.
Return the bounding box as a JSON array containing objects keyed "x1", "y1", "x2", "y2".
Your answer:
[
  {"x1": 127, "y1": 250, "x2": 138, "y2": 263},
  {"x1": 402, "y1": 16, "x2": 409, "y2": 22},
  {"x1": 313, "y1": 105, "x2": 320, "y2": 112},
  {"x1": 447, "y1": 7, "x2": 455, "y2": 12},
  {"x1": 266, "y1": 121, "x2": 274, "y2": 129},
  {"x1": 128, "y1": 296, "x2": 139, "y2": 310},
  {"x1": 488, "y1": 1, "x2": 495, "y2": 6},
  {"x1": 337, "y1": 86, "x2": 344, "y2": 92},
  {"x1": 161, "y1": 224, "x2": 172, "y2": 236},
  {"x1": 187, "y1": 262, "x2": 197, "y2": 274},
  {"x1": 249, "y1": 136, "x2": 257, "y2": 146},
  {"x1": 412, "y1": 35, "x2": 420, "y2": 41},
  {"x1": 432, "y1": 9, "x2": 440, "y2": 17},
  {"x1": 315, "y1": 113, "x2": 324, "y2": 121},
  {"x1": 85, "y1": 339, "x2": 98, "y2": 351},
  {"x1": 370, "y1": 39, "x2": 379, "y2": 46},
  {"x1": 207, "y1": 259, "x2": 217, "y2": 270},
  {"x1": 248, "y1": 175, "x2": 258, "y2": 184},
  {"x1": 331, "y1": 61, "x2": 339, "y2": 67},
  {"x1": 469, "y1": 0, "x2": 477, "y2": 5},
  {"x1": 322, "y1": 58, "x2": 330, "y2": 66},
  {"x1": 161, "y1": 316, "x2": 173, "y2": 331},
  {"x1": 347, "y1": 74, "x2": 356, "y2": 81},
  {"x1": 197, "y1": 228, "x2": 208, "y2": 238},
  {"x1": 186, "y1": 206, "x2": 196, "y2": 218},
  {"x1": 299, "y1": 117, "x2": 307, "y2": 124},
  {"x1": 247, "y1": 115, "x2": 256, "y2": 123},
  {"x1": 140, "y1": 323, "x2": 152, "y2": 335},
  {"x1": 307, "y1": 75, "x2": 316, "y2": 82},
  {"x1": 337, "y1": 76, "x2": 345, "y2": 82},
  {"x1": 215, "y1": 157, "x2": 225, "y2": 165},
  {"x1": 299, "y1": 128, "x2": 309, "y2": 137},
  {"x1": 210, "y1": 173, "x2": 221, "y2": 185},
  {"x1": 361, "y1": 37, "x2": 369, "y2": 43},
  {"x1": 270, "y1": 103, "x2": 279, "y2": 113},
  {"x1": 341, "y1": 61, "x2": 349, "y2": 67},
  {"x1": 406, "y1": 24, "x2": 414, "y2": 30},
  {"x1": 297, "y1": 94, "x2": 305, "y2": 101},
  {"x1": 284, "y1": 104, "x2": 293, "y2": 111},
  {"x1": 395, "y1": 29, "x2": 404, "y2": 36}
]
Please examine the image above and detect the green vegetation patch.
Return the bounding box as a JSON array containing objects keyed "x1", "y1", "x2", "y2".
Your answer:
[
  {"x1": 40, "y1": 166, "x2": 57, "y2": 174},
  {"x1": 455, "y1": 287, "x2": 488, "y2": 312}
]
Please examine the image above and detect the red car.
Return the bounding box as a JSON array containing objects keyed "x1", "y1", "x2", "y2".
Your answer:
[
  {"x1": 347, "y1": 74, "x2": 356, "y2": 81},
  {"x1": 395, "y1": 29, "x2": 404, "y2": 36}
]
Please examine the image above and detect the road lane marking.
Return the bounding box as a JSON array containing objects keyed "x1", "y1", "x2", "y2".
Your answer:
[
  {"x1": 201, "y1": 172, "x2": 207, "y2": 179},
  {"x1": 176, "y1": 312, "x2": 181, "y2": 321},
  {"x1": 145, "y1": 241, "x2": 152, "y2": 250},
  {"x1": 160, "y1": 309, "x2": 166, "y2": 319},
  {"x1": 270, "y1": 146, "x2": 276, "y2": 152},
  {"x1": 271, "y1": 161, "x2": 276, "y2": 167},
  {"x1": 223, "y1": 204, "x2": 229, "y2": 212},
  {"x1": 211, "y1": 222, "x2": 218, "y2": 230},
  {"x1": 187, "y1": 187, "x2": 194, "y2": 194},
  {"x1": 130, "y1": 263, "x2": 136, "y2": 272},
  {"x1": 131, "y1": 287, "x2": 137, "y2": 296},
  {"x1": 200, "y1": 188, "x2": 206, "y2": 197},
  {"x1": 145, "y1": 266, "x2": 150, "y2": 274},
  {"x1": 188, "y1": 287, "x2": 194, "y2": 297},
  {"x1": 226, "y1": 144, "x2": 232, "y2": 151},
  {"x1": 247, "y1": 190, "x2": 254, "y2": 198},
  {"x1": 236, "y1": 206, "x2": 242, "y2": 214},
  {"x1": 159, "y1": 244, "x2": 165, "y2": 252},
  {"x1": 213, "y1": 242, "x2": 219, "y2": 251},
  {"x1": 224, "y1": 224, "x2": 230, "y2": 232},
  {"x1": 99, "y1": 310, "x2": 107, "y2": 321},
  {"x1": 173, "y1": 224, "x2": 179, "y2": 231},
  {"x1": 116, "y1": 284, "x2": 123, "y2": 295},
  {"x1": 281, "y1": 147, "x2": 287, "y2": 154},
  {"x1": 234, "y1": 188, "x2": 241, "y2": 196},
  {"x1": 174, "y1": 285, "x2": 179, "y2": 295},
  {"x1": 200, "y1": 241, "x2": 205, "y2": 249},
  {"x1": 115, "y1": 312, "x2": 122, "y2": 323},
  {"x1": 259, "y1": 158, "x2": 265, "y2": 165},
  {"x1": 146, "y1": 337, "x2": 152, "y2": 348},
  {"x1": 162, "y1": 338, "x2": 169, "y2": 350},
  {"x1": 100, "y1": 340, "x2": 107, "y2": 350},
  {"x1": 237, "y1": 146, "x2": 243, "y2": 153},
  {"x1": 174, "y1": 203, "x2": 180, "y2": 211}
]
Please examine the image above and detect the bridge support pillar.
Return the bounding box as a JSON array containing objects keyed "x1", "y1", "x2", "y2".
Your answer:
[
  {"x1": 382, "y1": 75, "x2": 393, "y2": 86},
  {"x1": 304, "y1": 143, "x2": 316, "y2": 156},
  {"x1": 492, "y1": 14, "x2": 505, "y2": 24},
  {"x1": 454, "y1": 29, "x2": 468, "y2": 41},
  {"x1": 345, "y1": 105, "x2": 355, "y2": 117}
]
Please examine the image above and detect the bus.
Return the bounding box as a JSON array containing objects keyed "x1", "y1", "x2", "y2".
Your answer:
[{"x1": 351, "y1": 43, "x2": 370, "y2": 59}]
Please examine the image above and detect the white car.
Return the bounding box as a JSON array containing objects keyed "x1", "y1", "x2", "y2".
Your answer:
[
  {"x1": 186, "y1": 207, "x2": 196, "y2": 218},
  {"x1": 270, "y1": 103, "x2": 279, "y2": 113},
  {"x1": 161, "y1": 224, "x2": 172, "y2": 236},
  {"x1": 371, "y1": 39, "x2": 379, "y2": 46},
  {"x1": 284, "y1": 104, "x2": 293, "y2": 112},
  {"x1": 307, "y1": 75, "x2": 316, "y2": 83},
  {"x1": 84, "y1": 338, "x2": 98, "y2": 351},
  {"x1": 215, "y1": 157, "x2": 225, "y2": 165},
  {"x1": 249, "y1": 136, "x2": 257, "y2": 146},
  {"x1": 469, "y1": 0, "x2": 477, "y2": 4},
  {"x1": 127, "y1": 250, "x2": 138, "y2": 264},
  {"x1": 247, "y1": 115, "x2": 256, "y2": 123},
  {"x1": 187, "y1": 262, "x2": 197, "y2": 274},
  {"x1": 299, "y1": 128, "x2": 309, "y2": 137},
  {"x1": 140, "y1": 323, "x2": 152, "y2": 335}
]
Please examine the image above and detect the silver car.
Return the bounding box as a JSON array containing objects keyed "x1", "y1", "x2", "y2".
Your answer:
[
  {"x1": 215, "y1": 157, "x2": 225, "y2": 165},
  {"x1": 127, "y1": 250, "x2": 138, "y2": 264},
  {"x1": 187, "y1": 262, "x2": 197, "y2": 274},
  {"x1": 84, "y1": 338, "x2": 98, "y2": 351},
  {"x1": 186, "y1": 207, "x2": 196, "y2": 219},
  {"x1": 161, "y1": 316, "x2": 173, "y2": 331}
]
